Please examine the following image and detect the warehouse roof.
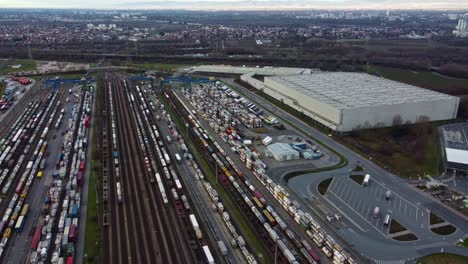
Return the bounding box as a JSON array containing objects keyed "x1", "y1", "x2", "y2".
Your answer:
[
  {"x1": 266, "y1": 143, "x2": 299, "y2": 156},
  {"x1": 193, "y1": 65, "x2": 312, "y2": 76},
  {"x1": 266, "y1": 73, "x2": 455, "y2": 109},
  {"x1": 445, "y1": 148, "x2": 468, "y2": 165}
]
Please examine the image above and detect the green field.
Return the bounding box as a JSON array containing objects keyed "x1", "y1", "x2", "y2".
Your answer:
[
  {"x1": 417, "y1": 253, "x2": 468, "y2": 264},
  {"x1": 84, "y1": 86, "x2": 101, "y2": 263},
  {"x1": 370, "y1": 66, "x2": 468, "y2": 95},
  {"x1": 0, "y1": 81, "x2": 5, "y2": 97},
  {"x1": 0, "y1": 60, "x2": 37, "y2": 75},
  {"x1": 318, "y1": 178, "x2": 333, "y2": 195},
  {"x1": 340, "y1": 121, "x2": 444, "y2": 178}
]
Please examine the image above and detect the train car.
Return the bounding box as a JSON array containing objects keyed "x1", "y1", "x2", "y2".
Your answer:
[
  {"x1": 14, "y1": 215, "x2": 25, "y2": 232},
  {"x1": 262, "y1": 210, "x2": 276, "y2": 225},
  {"x1": 252, "y1": 197, "x2": 263, "y2": 209},
  {"x1": 20, "y1": 204, "x2": 29, "y2": 217},
  {"x1": 31, "y1": 225, "x2": 41, "y2": 250},
  {"x1": 77, "y1": 171, "x2": 83, "y2": 186},
  {"x1": 203, "y1": 246, "x2": 214, "y2": 264},
  {"x1": 69, "y1": 224, "x2": 76, "y2": 242},
  {"x1": 0, "y1": 221, "x2": 6, "y2": 234},
  {"x1": 66, "y1": 256, "x2": 74, "y2": 264},
  {"x1": 79, "y1": 161, "x2": 85, "y2": 172},
  {"x1": 15, "y1": 180, "x2": 25, "y2": 195},
  {"x1": 307, "y1": 248, "x2": 320, "y2": 263}
]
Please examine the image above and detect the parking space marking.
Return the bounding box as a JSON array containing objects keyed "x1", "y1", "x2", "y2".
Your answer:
[
  {"x1": 328, "y1": 189, "x2": 384, "y2": 235},
  {"x1": 356, "y1": 200, "x2": 362, "y2": 211},
  {"x1": 372, "y1": 179, "x2": 419, "y2": 208}
]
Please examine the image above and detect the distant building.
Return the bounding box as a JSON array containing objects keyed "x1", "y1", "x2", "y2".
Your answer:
[
  {"x1": 453, "y1": 18, "x2": 468, "y2": 37},
  {"x1": 265, "y1": 143, "x2": 299, "y2": 161},
  {"x1": 440, "y1": 123, "x2": 468, "y2": 172}
]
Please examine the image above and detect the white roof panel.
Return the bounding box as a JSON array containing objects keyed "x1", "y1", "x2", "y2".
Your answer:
[
  {"x1": 267, "y1": 73, "x2": 455, "y2": 109},
  {"x1": 446, "y1": 148, "x2": 468, "y2": 165}
]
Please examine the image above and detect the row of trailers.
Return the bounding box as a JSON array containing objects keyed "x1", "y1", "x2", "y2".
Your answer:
[
  {"x1": 167, "y1": 90, "x2": 311, "y2": 264},
  {"x1": 182, "y1": 83, "x2": 357, "y2": 264}
]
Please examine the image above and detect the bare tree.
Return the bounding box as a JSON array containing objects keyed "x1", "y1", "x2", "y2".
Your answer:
[{"x1": 392, "y1": 114, "x2": 403, "y2": 126}]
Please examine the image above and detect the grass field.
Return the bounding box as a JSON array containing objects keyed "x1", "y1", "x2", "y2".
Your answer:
[
  {"x1": 161, "y1": 96, "x2": 271, "y2": 263},
  {"x1": 429, "y1": 212, "x2": 444, "y2": 225},
  {"x1": 318, "y1": 178, "x2": 333, "y2": 195},
  {"x1": 339, "y1": 122, "x2": 443, "y2": 178},
  {"x1": 417, "y1": 253, "x2": 468, "y2": 264},
  {"x1": 84, "y1": 87, "x2": 101, "y2": 263},
  {"x1": 371, "y1": 66, "x2": 468, "y2": 95},
  {"x1": 389, "y1": 219, "x2": 407, "y2": 234},
  {"x1": 0, "y1": 81, "x2": 5, "y2": 97},
  {"x1": 0, "y1": 60, "x2": 36, "y2": 75},
  {"x1": 350, "y1": 174, "x2": 365, "y2": 185},
  {"x1": 430, "y1": 225, "x2": 457, "y2": 235}
]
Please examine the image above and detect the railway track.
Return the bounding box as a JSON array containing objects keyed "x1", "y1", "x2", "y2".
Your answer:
[
  {"x1": 100, "y1": 72, "x2": 198, "y2": 264},
  {"x1": 126, "y1": 80, "x2": 204, "y2": 263}
]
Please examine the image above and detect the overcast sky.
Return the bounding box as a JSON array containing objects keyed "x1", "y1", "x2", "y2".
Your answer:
[{"x1": 1, "y1": 0, "x2": 467, "y2": 10}]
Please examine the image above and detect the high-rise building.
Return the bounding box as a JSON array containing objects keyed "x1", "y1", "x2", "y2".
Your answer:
[{"x1": 453, "y1": 18, "x2": 468, "y2": 37}]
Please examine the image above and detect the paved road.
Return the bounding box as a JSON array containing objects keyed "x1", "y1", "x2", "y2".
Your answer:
[{"x1": 222, "y1": 78, "x2": 468, "y2": 262}]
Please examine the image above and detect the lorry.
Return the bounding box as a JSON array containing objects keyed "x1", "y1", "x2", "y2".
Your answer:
[
  {"x1": 385, "y1": 191, "x2": 391, "y2": 200},
  {"x1": 363, "y1": 174, "x2": 370, "y2": 186},
  {"x1": 373, "y1": 207, "x2": 380, "y2": 218}
]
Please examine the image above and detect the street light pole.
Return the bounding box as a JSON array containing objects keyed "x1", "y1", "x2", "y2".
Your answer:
[{"x1": 274, "y1": 238, "x2": 278, "y2": 264}]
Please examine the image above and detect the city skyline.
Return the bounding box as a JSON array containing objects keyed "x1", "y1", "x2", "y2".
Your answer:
[{"x1": 1, "y1": 0, "x2": 468, "y2": 10}]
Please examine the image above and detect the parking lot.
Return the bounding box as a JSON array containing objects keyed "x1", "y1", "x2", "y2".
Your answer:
[{"x1": 326, "y1": 176, "x2": 428, "y2": 237}]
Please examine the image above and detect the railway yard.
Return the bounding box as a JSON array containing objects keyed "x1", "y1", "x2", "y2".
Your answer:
[
  {"x1": 0, "y1": 76, "x2": 93, "y2": 264},
  {"x1": 0, "y1": 69, "x2": 464, "y2": 264}
]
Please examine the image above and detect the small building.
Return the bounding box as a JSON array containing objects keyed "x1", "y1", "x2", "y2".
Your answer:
[
  {"x1": 262, "y1": 136, "x2": 272, "y2": 145},
  {"x1": 265, "y1": 143, "x2": 299, "y2": 161}
]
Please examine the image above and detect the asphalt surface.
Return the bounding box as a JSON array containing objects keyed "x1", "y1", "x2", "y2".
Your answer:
[{"x1": 222, "y1": 78, "x2": 468, "y2": 263}]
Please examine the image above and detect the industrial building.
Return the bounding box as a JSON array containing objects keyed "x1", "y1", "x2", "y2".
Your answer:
[
  {"x1": 440, "y1": 123, "x2": 468, "y2": 172},
  {"x1": 265, "y1": 143, "x2": 299, "y2": 161},
  {"x1": 192, "y1": 65, "x2": 312, "y2": 76},
  {"x1": 261, "y1": 73, "x2": 459, "y2": 132}
]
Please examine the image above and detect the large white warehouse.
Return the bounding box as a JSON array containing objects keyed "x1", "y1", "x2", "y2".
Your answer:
[{"x1": 262, "y1": 73, "x2": 459, "y2": 132}]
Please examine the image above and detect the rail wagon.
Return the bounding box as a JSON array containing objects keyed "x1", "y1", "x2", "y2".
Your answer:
[
  {"x1": 31, "y1": 226, "x2": 41, "y2": 250},
  {"x1": 252, "y1": 197, "x2": 263, "y2": 209},
  {"x1": 262, "y1": 210, "x2": 276, "y2": 225}
]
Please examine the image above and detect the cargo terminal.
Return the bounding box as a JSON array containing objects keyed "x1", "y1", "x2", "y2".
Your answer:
[{"x1": 193, "y1": 66, "x2": 460, "y2": 132}]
